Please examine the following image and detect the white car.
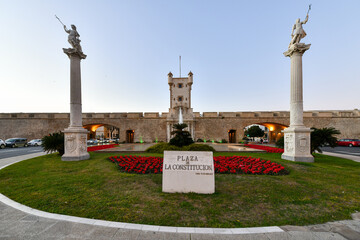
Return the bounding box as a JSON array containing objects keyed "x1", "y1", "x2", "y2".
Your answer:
[
  {"x1": 0, "y1": 139, "x2": 5, "y2": 149},
  {"x1": 28, "y1": 139, "x2": 42, "y2": 146},
  {"x1": 87, "y1": 139, "x2": 98, "y2": 145}
]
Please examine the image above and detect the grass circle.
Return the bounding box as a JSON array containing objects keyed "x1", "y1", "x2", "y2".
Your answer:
[{"x1": 0, "y1": 152, "x2": 359, "y2": 228}]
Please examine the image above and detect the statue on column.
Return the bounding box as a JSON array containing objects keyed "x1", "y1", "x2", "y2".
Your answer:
[
  {"x1": 288, "y1": 5, "x2": 311, "y2": 48},
  {"x1": 56, "y1": 15, "x2": 84, "y2": 55},
  {"x1": 64, "y1": 24, "x2": 83, "y2": 53}
]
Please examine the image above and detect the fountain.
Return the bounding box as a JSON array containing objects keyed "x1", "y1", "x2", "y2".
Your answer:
[{"x1": 179, "y1": 107, "x2": 183, "y2": 124}]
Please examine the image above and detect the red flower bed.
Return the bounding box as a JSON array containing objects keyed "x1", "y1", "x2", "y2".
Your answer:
[
  {"x1": 244, "y1": 144, "x2": 284, "y2": 153},
  {"x1": 109, "y1": 155, "x2": 163, "y2": 174},
  {"x1": 214, "y1": 156, "x2": 287, "y2": 175},
  {"x1": 88, "y1": 144, "x2": 117, "y2": 152},
  {"x1": 108, "y1": 155, "x2": 288, "y2": 175}
]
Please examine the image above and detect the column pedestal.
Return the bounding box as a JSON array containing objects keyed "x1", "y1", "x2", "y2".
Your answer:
[
  {"x1": 62, "y1": 127, "x2": 90, "y2": 161},
  {"x1": 281, "y1": 43, "x2": 314, "y2": 162},
  {"x1": 282, "y1": 126, "x2": 313, "y2": 162},
  {"x1": 61, "y1": 48, "x2": 89, "y2": 161}
]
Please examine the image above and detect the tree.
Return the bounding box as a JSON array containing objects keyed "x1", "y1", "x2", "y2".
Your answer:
[
  {"x1": 311, "y1": 127, "x2": 340, "y2": 154},
  {"x1": 41, "y1": 132, "x2": 65, "y2": 155},
  {"x1": 245, "y1": 125, "x2": 265, "y2": 139},
  {"x1": 169, "y1": 123, "x2": 194, "y2": 147}
]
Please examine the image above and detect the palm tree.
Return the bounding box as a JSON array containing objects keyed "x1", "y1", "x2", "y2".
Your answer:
[
  {"x1": 169, "y1": 123, "x2": 194, "y2": 147},
  {"x1": 41, "y1": 132, "x2": 65, "y2": 155},
  {"x1": 311, "y1": 127, "x2": 340, "y2": 154}
]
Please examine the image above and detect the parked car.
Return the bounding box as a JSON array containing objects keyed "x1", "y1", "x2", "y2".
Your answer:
[
  {"x1": 337, "y1": 139, "x2": 360, "y2": 147},
  {"x1": 87, "y1": 139, "x2": 98, "y2": 145},
  {"x1": 5, "y1": 138, "x2": 28, "y2": 148},
  {"x1": 0, "y1": 139, "x2": 5, "y2": 149},
  {"x1": 28, "y1": 139, "x2": 42, "y2": 146}
]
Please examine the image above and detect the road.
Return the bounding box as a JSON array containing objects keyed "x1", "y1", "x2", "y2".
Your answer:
[
  {"x1": 0, "y1": 145, "x2": 359, "y2": 160},
  {"x1": 0, "y1": 146, "x2": 44, "y2": 159},
  {"x1": 321, "y1": 146, "x2": 360, "y2": 157}
]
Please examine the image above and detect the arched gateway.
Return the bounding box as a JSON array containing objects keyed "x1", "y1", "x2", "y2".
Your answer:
[{"x1": 83, "y1": 124, "x2": 120, "y2": 140}]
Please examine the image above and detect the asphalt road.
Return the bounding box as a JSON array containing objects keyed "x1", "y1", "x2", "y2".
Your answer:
[
  {"x1": 321, "y1": 146, "x2": 360, "y2": 157},
  {"x1": 0, "y1": 145, "x2": 359, "y2": 160},
  {"x1": 0, "y1": 146, "x2": 44, "y2": 159}
]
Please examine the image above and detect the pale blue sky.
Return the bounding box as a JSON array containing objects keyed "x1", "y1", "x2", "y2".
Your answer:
[{"x1": 1, "y1": 0, "x2": 359, "y2": 113}]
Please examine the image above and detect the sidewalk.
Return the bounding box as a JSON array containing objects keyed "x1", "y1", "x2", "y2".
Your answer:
[
  {"x1": 1, "y1": 152, "x2": 360, "y2": 239},
  {"x1": 321, "y1": 151, "x2": 360, "y2": 163}
]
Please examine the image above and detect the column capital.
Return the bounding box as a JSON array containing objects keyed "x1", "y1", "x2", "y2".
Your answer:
[
  {"x1": 284, "y1": 43, "x2": 311, "y2": 57},
  {"x1": 63, "y1": 48, "x2": 87, "y2": 60}
]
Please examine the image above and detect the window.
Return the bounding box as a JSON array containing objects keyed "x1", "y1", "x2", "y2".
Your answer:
[
  {"x1": 178, "y1": 96, "x2": 183, "y2": 101},
  {"x1": 178, "y1": 83, "x2": 183, "y2": 88}
]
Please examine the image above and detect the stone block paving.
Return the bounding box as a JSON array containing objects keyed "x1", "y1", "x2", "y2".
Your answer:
[{"x1": 1, "y1": 200, "x2": 359, "y2": 240}]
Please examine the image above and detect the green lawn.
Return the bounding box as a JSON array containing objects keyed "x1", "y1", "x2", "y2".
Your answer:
[{"x1": 0, "y1": 152, "x2": 359, "y2": 228}]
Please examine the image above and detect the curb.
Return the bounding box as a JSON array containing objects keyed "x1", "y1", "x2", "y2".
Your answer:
[
  {"x1": 321, "y1": 151, "x2": 360, "y2": 163},
  {"x1": 0, "y1": 152, "x2": 284, "y2": 234},
  {"x1": 0, "y1": 193, "x2": 283, "y2": 234}
]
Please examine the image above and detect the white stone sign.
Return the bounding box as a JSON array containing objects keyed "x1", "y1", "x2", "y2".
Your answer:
[{"x1": 162, "y1": 151, "x2": 214, "y2": 194}]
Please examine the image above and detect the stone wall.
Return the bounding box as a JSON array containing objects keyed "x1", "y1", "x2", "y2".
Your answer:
[
  {"x1": 0, "y1": 113, "x2": 69, "y2": 141},
  {"x1": 0, "y1": 110, "x2": 359, "y2": 142}
]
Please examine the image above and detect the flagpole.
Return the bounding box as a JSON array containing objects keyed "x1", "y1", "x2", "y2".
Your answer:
[{"x1": 179, "y1": 55, "x2": 181, "y2": 78}]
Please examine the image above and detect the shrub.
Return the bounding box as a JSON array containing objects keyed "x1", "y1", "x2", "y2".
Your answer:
[
  {"x1": 42, "y1": 132, "x2": 64, "y2": 155},
  {"x1": 196, "y1": 138, "x2": 203, "y2": 142},
  {"x1": 146, "y1": 143, "x2": 216, "y2": 153},
  {"x1": 146, "y1": 143, "x2": 181, "y2": 153},
  {"x1": 275, "y1": 136, "x2": 284, "y2": 148},
  {"x1": 221, "y1": 139, "x2": 228, "y2": 143},
  {"x1": 183, "y1": 144, "x2": 216, "y2": 152}
]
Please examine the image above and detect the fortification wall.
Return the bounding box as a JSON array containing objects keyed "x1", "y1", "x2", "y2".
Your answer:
[
  {"x1": 0, "y1": 113, "x2": 69, "y2": 141},
  {"x1": 0, "y1": 110, "x2": 359, "y2": 142},
  {"x1": 0, "y1": 112, "x2": 168, "y2": 142}
]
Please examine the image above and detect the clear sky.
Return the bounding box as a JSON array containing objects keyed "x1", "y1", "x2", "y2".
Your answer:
[{"x1": 1, "y1": 0, "x2": 359, "y2": 113}]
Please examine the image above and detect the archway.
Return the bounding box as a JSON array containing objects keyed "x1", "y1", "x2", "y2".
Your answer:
[
  {"x1": 243, "y1": 123, "x2": 288, "y2": 143},
  {"x1": 83, "y1": 124, "x2": 120, "y2": 141},
  {"x1": 260, "y1": 123, "x2": 288, "y2": 143},
  {"x1": 83, "y1": 124, "x2": 103, "y2": 140}
]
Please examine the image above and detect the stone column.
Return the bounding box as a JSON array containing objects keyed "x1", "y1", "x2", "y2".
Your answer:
[
  {"x1": 62, "y1": 48, "x2": 90, "y2": 161},
  {"x1": 282, "y1": 43, "x2": 314, "y2": 162},
  {"x1": 190, "y1": 122, "x2": 195, "y2": 141}
]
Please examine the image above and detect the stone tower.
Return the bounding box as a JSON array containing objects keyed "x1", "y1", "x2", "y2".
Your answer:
[{"x1": 166, "y1": 71, "x2": 195, "y2": 141}]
